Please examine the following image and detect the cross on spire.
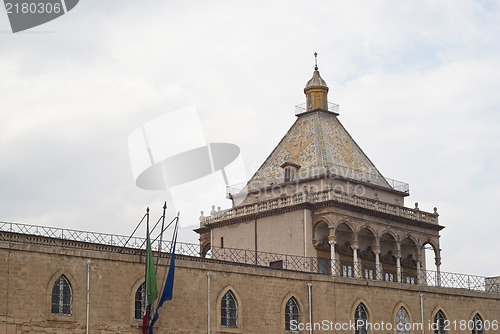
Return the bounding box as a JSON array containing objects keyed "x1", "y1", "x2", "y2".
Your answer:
[{"x1": 314, "y1": 52, "x2": 318, "y2": 70}]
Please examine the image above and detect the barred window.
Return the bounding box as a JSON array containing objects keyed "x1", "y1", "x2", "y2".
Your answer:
[
  {"x1": 285, "y1": 297, "x2": 300, "y2": 332},
  {"x1": 434, "y1": 310, "x2": 447, "y2": 334},
  {"x1": 51, "y1": 275, "x2": 72, "y2": 316},
  {"x1": 355, "y1": 303, "x2": 368, "y2": 334},
  {"x1": 134, "y1": 282, "x2": 146, "y2": 320},
  {"x1": 318, "y1": 258, "x2": 329, "y2": 275},
  {"x1": 342, "y1": 264, "x2": 353, "y2": 277},
  {"x1": 405, "y1": 275, "x2": 416, "y2": 284},
  {"x1": 221, "y1": 290, "x2": 237, "y2": 328},
  {"x1": 396, "y1": 307, "x2": 410, "y2": 334},
  {"x1": 363, "y1": 268, "x2": 374, "y2": 280},
  {"x1": 472, "y1": 313, "x2": 484, "y2": 334},
  {"x1": 284, "y1": 167, "x2": 291, "y2": 182}
]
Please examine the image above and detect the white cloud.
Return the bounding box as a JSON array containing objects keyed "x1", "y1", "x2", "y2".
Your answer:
[{"x1": 1, "y1": 0, "x2": 499, "y2": 275}]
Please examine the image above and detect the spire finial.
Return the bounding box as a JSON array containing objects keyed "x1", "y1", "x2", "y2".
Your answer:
[{"x1": 314, "y1": 52, "x2": 318, "y2": 71}]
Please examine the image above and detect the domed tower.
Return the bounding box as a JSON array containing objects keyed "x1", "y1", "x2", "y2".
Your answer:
[
  {"x1": 197, "y1": 57, "x2": 441, "y2": 284},
  {"x1": 304, "y1": 53, "x2": 329, "y2": 112}
]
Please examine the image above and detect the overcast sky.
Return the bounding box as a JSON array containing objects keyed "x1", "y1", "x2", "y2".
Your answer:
[{"x1": 1, "y1": 1, "x2": 499, "y2": 277}]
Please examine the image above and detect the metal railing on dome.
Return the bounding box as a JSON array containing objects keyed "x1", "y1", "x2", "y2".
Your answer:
[
  {"x1": 226, "y1": 163, "x2": 409, "y2": 197},
  {"x1": 0, "y1": 221, "x2": 498, "y2": 293},
  {"x1": 294, "y1": 102, "x2": 339, "y2": 115}
]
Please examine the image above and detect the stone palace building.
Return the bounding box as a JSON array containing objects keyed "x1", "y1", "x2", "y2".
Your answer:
[{"x1": 0, "y1": 63, "x2": 499, "y2": 334}]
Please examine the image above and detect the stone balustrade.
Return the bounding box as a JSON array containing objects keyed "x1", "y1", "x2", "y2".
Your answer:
[{"x1": 201, "y1": 188, "x2": 438, "y2": 226}]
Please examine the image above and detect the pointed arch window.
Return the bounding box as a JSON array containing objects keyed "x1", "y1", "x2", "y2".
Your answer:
[
  {"x1": 285, "y1": 297, "x2": 300, "y2": 332},
  {"x1": 355, "y1": 303, "x2": 369, "y2": 334},
  {"x1": 434, "y1": 310, "x2": 447, "y2": 334},
  {"x1": 51, "y1": 275, "x2": 72, "y2": 316},
  {"x1": 134, "y1": 282, "x2": 146, "y2": 320},
  {"x1": 396, "y1": 307, "x2": 410, "y2": 334},
  {"x1": 472, "y1": 313, "x2": 484, "y2": 334},
  {"x1": 221, "y1": 290, "x2": 237, "y2": 328}
]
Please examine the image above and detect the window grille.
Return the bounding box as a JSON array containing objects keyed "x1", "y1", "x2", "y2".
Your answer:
[
  {"x1": 221, "y1": 290, "x2": 237, "y2": 328},
  {"x1": 355, "y1": 303, "x2": 368, "y2": 334},
  {"x1": 318, "y1": 258, "x2": 329, "y2": 275},
  {"x1": 135, "y1": 282, "x2": 146, "y2": 320},
  {"x1": 434, "y1": 310, "x2": 447, "y2": 334},
  {"x1": 364, "y1": 268, "x2": 374, "y2": 280},
  {"x1": 472, "y1": 314, "x2": 484, "y2": 334},
  {"x1": 284, "y1": 167, "x2": 291, "y2": 182},
  {"x1": 285, "y1": 297, "x2": 300, "y2": 332},
  {"x1": 342, "y1": 264, "x2": 353, "y2": 277},
  {"x1": 405, "y1": 276, "x2": 416, "y2": 284},
  {"x1": 396, "y1": 307, "x2": 410, "y2": 334},
  {"x1": 51, "y1": 275, "x2": 72, "y2": 316}
]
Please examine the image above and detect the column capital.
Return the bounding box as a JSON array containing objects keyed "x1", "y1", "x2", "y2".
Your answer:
[
  {"x1": 328, "y1": 235, "x2": 336, "y2": 245},
  {"x1": 416, "y1": 247, "x2": 422, "y2": 257},
  {"x1": 395, "y1": 250, "x2": 402, "y2": 258},
  {"x1": 352, "y1": 231, "x2": 359, "y2": 242},
  {"x1": 372, "y1": 245, "x2": 381, "y2": 254}
]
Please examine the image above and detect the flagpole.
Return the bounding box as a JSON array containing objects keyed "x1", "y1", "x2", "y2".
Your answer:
[
  {"x1": 145, "y1": 206, "x2": 150, "y2": 278},
  {"x1": 158, "y1": 214, "x2": 179, "y2": 299},
  {"x1": 142, "y1": 207, "x2": 150, "y2": 334},
  {"x1": 148, "y1": 213, "x2": 180, "y2": 334},
  {"x1": 155, "y1": 202, "x2": 167, "y2": 272},
  {"x1": 150, "y1": 217, "x2": 177, "y2": 245},
  {"x1": 139, "y1": 216, "x2": 163, "y2": 249},
  {"x1": 148, "y1": 202, "x2": 168, "y2": 330}
]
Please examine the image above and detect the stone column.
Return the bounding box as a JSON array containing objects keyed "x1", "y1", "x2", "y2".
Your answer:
[
  {"x1": 416, "y1": 249, "x2": 422, "y2": 285},
  {"x1": 395, "y1": 246, "x2": 402, "y2": 283},
  {"x1": 328, "y1": 235, "x2": 336, "y2": 277},
  {"x1": 352, "y1": 242, "x2": 359, "y2": 278},
  {"x1": 373, "y1": 245, "x2": 381, "y2": 281},
  {"x1": 435, "y1": 256, "x2": 442, "y2": 287}
]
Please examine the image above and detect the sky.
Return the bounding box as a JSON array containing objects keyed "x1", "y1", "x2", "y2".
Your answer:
[{"x1": 1, "y1": 0, "x2": 499, "y2": 277}]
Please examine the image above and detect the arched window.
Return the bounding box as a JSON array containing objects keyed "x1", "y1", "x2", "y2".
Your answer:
[
  {"x1": 134, "y1": 282, "x2": 146, "y2": 320},
  {"x1": 396, "y1": 307, "x2": 410, "y2": 334},
  {"x1": 434, "y1": 310, "x2": 447, "y2": 334},
  {"x1": 472, "y1": 313, "x2": 484, "y2": 334},
  {"x1": 221, "y1": 290, "x2": 237, "y2": 328},
  {"x1": 354, "y1": 303, "x2": 369, "y2": 334},
  {"x1": 51, "y1": 275, "x2": 72, "y2": 316},
  {"x1": 285, "y1": 297, "x2": 300, "y2": 332}
]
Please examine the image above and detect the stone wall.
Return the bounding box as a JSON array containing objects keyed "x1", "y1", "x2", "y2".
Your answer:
[{"x1": 0, "y1": 236, "x2": 498, "y2": 334}]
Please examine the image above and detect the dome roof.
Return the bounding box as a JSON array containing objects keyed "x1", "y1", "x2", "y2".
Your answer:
[
  {"x1": 246, "y1": 109, "x2": 392, "y2": 190},
  {"x1": 305, "y1": 67, "x2": 328, "y2": 89}
]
